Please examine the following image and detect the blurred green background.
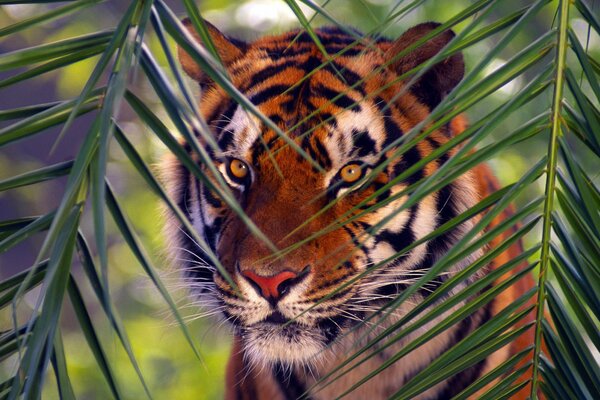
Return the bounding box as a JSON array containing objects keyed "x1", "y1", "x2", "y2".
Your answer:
[{"x1": 0, "y1": 0, "x2": 598, "y2": 398}]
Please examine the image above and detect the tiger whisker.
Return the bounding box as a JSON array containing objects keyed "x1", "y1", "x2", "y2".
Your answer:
[{"x1": 176, "y1": 228, "x2": 212, "y2": 261}]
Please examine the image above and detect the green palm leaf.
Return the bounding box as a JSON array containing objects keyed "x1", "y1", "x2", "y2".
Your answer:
[{"x1": 0, "y1": 0, "x2": 598, "y2": 398}]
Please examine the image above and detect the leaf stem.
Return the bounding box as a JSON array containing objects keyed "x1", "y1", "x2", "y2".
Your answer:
[{"x1": 530, "y1": 0, "x2": 570, "y2": 395}]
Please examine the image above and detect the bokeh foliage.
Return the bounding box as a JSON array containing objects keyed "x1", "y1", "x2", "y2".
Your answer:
[{"x1": 0, "y1": 0, "x2": 599, "y2": 399}]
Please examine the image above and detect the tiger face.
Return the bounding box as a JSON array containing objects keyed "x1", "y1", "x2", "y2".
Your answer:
[{"x1": 166, "y1": 20, "x2": 480, "y2": 368}]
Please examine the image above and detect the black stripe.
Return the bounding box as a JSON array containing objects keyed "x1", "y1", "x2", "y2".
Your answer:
[
  {"x1": 273, "y1": 364, "x2": 312, "y2": 400},
  {"x1": 371, "y1": 179, "x2": 392, "y2": 204},
  {"x1": 374, "y1": 204, "x2": 417, "y2": 253},
  {"x1": 330, "y1": 62, "x2": 366, "y2": 95},
  {"x1": 317, "y1": 28, "x2": 360, "y2": 44},
  {"x1": 314, "y1": 84, "x2": 361, "y2": 112},
  {"x1": 324, "y1": 45, "x2": 365, "y2": 57},
  {"x1": 182, "y1": 165, "x2": 196, "y2": 230},
  {"x1": 205, "y1": 98, "x2": 229, "y2": 127},
  {"x1": 280, "y1": 58, "x2": 316, "y2": 114},
  {"x1": 374, "y1": 96, "x2": 404, "y2": 150},
  {"x1": 408, "y1": 185, "x2": 463, "y2": 299},
  {"x1": 302, "y1": 55, "x2": 324, "y2": 74},
  {"x1": 219, "y1": 288, "x2": 243, "y2": 304},
  {"x1": 194, "y1": 177, "x2": 202, "y2": 218},
  {"x1": 177, "y1": 165, "x2": 212, "y2": 286},
  {"x1": 311, "y1": 272, "x2": 353, "y2": 292},
  {"x1": 318, "y1": 314, "x2": 345, "y2": 345},
  {"x1": 243, "y1": 60, "x2": 298, "y2": 91},
  {"x1": 374, "y1": 280, "x2": 409, "y2": 298},
  {"x1": 393, "y1": 145, "x2": 424, "y2": 185},
  {"x1": 251, "y1": 134, "x2": 280, "y2": 166},
  {"x1": 354, "y1": 220, "x2": 371, "y2": 232},
  {"x1": 396, "y1": 302, "x2": 490, "y2": 394},
  {"x1": 409, "y1": 254, "x2": 447, "y2": 298},
  {"x1": 218, "y1": 128, "x2": 235, "y2": 151},
  {"x1": 182, "y1": 140, "x2": 193, "y2": 154},
  {"x1": 288, "y1": 30, "x2": 312, "y2": 44},
  {"x1": 318, "y1": 112, "x2": 337, "y2": 128},
  {"x1": 181, "y1": 237, "x2": 213, "y2": 286},
  {"x1": 414, "y1": 186, "x2": 460, "y2": 298},
  {"x1": 352, "y1": 129, "x2": 376, "y2": 157},
  {"x1": 269, "y1": 46, "x2": 312, "y2": 58},
  {"x1": 411, "y1": 72, "x2": 443, "y2": 110},
  {"x1": 301, "y1": 135, "x2": 320, "y2": 171},
  {"x1": 312, "y1": 136, "x2": 332, "y2": 169},
  {"x1": 435, "y1": 187, "x2": 459, "y2": 244},
  {"x1": 301, "y1": 135, "x2": 332, "y2": 171},
  {"x1": 204, "y1": 217, "x2": 222, "y2": 252},
  {"x1": 341, "y1": 225, "x2": 362, "y2": 248},
  {"x1": 425, "y1": 136, "x2": 449, "y2": 166},
  {"x1": 303, "y1": 280, "x2": 353, "y2": 302},
  {"x1": 228, "y1": 37, "x2": 248, "y2": 51},
  {"x1": 250, "y1": 84, "x2": 290, "y2": 106},
  {"x1": 434, "y1": 301, "x2": 493, "y2": 398},
  {"x1": 250, "y1": 136, "x2": 266, "y2": 166},
  {"x1": 209, "y1": 101, "x2": 237, "y2": 134},
  {"x1": 179, "y1": 185, "x2": 214, "y2": 287},
  {"x1": 202, "y1": 185, "x2": 222, "y2": 208},
  {"x1": 442, "y1": 121, "x2": 454, "y2": 138},
  {"x1": 416, "y1": 258, "x2": 445, "y2": 297},
  {"x1": 266, "y1": 113, "x2": 284, "y2": 127}
]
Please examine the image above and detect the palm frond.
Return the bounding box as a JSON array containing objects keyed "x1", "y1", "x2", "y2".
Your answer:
[{"x1": 0, "y1": 0, "x2": 599, "y2": 398}]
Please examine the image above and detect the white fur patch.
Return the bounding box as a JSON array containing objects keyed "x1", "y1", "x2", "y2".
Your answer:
[
  {"x1": 322, "y1": 103, "x2": 385, "y2": 186},
  {"x1": 213, "y1": 105, "x2": 261, "y2": 158}
]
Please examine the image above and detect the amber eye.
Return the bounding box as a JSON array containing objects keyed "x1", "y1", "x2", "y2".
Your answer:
[
  {"x1": 228, "y1": 158, "x2": 249, "y2": 181},
  {"x1": 340, "y1": 163, "x2": 363, "y2": 184}
]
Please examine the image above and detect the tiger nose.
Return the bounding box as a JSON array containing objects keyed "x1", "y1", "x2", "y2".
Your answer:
[{"x1": 241, "y1": 269, "x2": 306, "y2": 302}]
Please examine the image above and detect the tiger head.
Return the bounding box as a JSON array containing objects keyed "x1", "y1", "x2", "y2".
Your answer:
[{"x1": 165, "y1": 20, "x2": 479, "y2": 367}]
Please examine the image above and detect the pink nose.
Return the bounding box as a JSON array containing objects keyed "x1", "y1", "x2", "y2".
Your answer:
[{"x1": 241, "y1": 270, "x2": 299, "y2": 301}]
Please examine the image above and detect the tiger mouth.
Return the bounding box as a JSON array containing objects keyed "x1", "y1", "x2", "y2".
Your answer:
[
  {"x1": 243, "y1": 324, "x2": 331, "y2": 365},
  {"x1": 239, "y1": 310, "x2": 347, "y2": 364},
  {"x1": 216, "y1": 273, "x2": 359, "y2": 364},
  {"x1": 263, "y1": 310, "x2": 292, "y2": 324},
  {"x1": 258, "y1": 311, "x2": 345, "y2": 340}
]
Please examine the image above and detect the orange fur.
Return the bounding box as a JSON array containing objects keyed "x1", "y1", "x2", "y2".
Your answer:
[
  {"x1": 472, "y1": 163, "x2": 538, "y2": 399},
  {"x1": 167, "y1": 20, "x2": 541, "y2": 399}
]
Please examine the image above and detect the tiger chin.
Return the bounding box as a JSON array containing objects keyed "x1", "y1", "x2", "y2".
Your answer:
[{"x1": 162, "y1": 15, "x2": 537, "y2": 400}]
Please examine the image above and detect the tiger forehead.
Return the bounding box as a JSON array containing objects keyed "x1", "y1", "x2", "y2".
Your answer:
[
  {"x1": 229, "y1": 41, "x2": 381, "y2": 121},
  {"x1": 208, "y1": 29, "x2": 391, "y2": 166},
  {"x1": 234, "y1": 27, "x2": 385, "y2": 83},
  {"x1": 216, "y1": 102, "x2": 386, "y2": 170}
]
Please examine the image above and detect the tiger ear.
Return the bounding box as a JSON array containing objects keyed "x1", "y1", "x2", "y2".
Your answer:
[
  {"x1": 387, "y1": 22, "x2": 464, "y2": 109},
  {"x1": 177, "y1": 18, "x2": 246, "y2": 82}
]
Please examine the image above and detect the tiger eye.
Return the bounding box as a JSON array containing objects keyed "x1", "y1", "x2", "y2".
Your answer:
[
  {"x1": 229, "y1": 159, "x2": 249, "y2": 179},
  {"x1": 340, "y1": 163, "x2": 363, "y2": 183}
]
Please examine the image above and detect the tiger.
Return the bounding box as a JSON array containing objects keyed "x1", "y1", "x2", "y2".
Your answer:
[{"x1": 162, "y1": 16, "x2": 538, "y2": 400}]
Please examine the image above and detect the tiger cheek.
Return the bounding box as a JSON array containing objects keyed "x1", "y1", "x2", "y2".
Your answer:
[{"x1": 217, "y1": 219, "x2": 246, "y2": 271}]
